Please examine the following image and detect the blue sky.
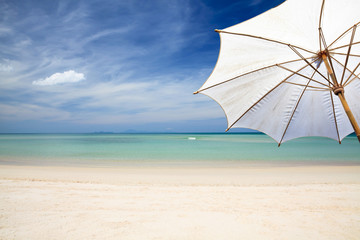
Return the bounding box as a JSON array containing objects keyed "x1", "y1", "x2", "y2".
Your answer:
[{"x1": 0, "y1": 0, "x2": 284, "y2": 133}]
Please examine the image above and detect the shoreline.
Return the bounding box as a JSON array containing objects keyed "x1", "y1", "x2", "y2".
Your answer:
[
  {"x1": 2, "y1": 164, "x2": 360, "y2": 186},
  {"x1": 1, "y1": 156, "x2": 360, "y2": 169}
]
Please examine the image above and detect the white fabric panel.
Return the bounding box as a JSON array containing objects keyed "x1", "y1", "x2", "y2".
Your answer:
[
  {"x1": 321, "y1": 57, "x2": 358, "y2": 140},
  {"x1": 223, "y1": 0, "x2": 321, "y2": 52},
  {"x1": 291, "y1": 60, "x2": 331, "y2": 88},
  {"x1": 281, "y1": 90, "x2": 340, "y2": 143},
  {"x1": 223, "y1": 0, "x2": 360, "y2": 52},
  {"x1": 201, "y1": 61, "x2": 304, "y2": 129},
  {"x1": 277, "y1": 64, "x2": 340, "y2": 142},
  {"x1": 232, "y1": 81, "x2": 303, "y2": 143},
  {"x1": 198, "y1": 33, "x2": 302, "y2": 91},
  {"x1": 321, "y1": 0, "x2": 360, "y2": 48}
]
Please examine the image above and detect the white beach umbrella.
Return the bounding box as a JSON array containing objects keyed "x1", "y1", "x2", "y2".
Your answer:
[{"x1": 194, "y1": 0, "x2": 360, "y2": 145}]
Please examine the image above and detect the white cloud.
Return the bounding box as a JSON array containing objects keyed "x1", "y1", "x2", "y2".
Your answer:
[{"x1": 32, "y1": 70, "x2": 85, "y2": 86}]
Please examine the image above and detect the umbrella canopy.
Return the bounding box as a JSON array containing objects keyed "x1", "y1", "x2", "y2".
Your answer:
[{"x1": 195, "y1": 0, "x2": 360, "y2": 145}]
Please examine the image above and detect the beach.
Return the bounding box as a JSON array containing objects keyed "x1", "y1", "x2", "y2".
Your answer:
[{"x1": 1, "y1": 164, "x2": 360, "y2": 240}]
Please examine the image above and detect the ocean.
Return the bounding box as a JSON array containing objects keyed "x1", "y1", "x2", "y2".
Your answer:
[{"x1": 0, "y1": 133, "x2": 359, "y2": 167}]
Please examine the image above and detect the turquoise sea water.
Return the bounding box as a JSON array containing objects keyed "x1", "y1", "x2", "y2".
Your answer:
[{"x1": 0, "y1": 133, "x2": 359, "y2": 167}]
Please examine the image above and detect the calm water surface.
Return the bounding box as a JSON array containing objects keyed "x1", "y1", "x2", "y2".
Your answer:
[{"x1": 0, "y1": 133, "x2": 359, "y2": 167}]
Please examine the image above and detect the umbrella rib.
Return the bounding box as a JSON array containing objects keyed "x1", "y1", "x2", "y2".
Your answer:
[
  {"x1": 278, "y1": 69, "x2": 317, "y2": 146},
  {"x1": 306, "y1": 89, "x2": 329, "y2": 92},
  {"x1": 344, "y1": 72, "x2": 360, "y2": 87},
  {"x1": 216, "y1": 30, "x2": 316, "y2": 55},
  {"x1": 340, "y1": 25, "x2": 356, "y2": 86},
  {"x1": 225, "y1": 61, "x2": 315, "y2": 131},
  {"x1": 328, "y1": 21, "x2": 360, "y2": 49},
  {"x1": 318, "y1": 0, "x2": 326, "y2": 51},
  {"x1": 319, "y1": 31, "x2": 323, "y2": 53},
  {"x1": 328, "y1": 80, "x2": 341, "y2": 144},
  {"x1": 319, "y1": 28, "x2": 339, "y2": 84},
  {"x1": 288, "y1": 45, "x2": 332, "y2": 85},
  {"x1": 343, "y1": 61, "x2": 360, "y2": 86},
  {"x1": 331, "y1": 52, "x2": 360, "y2": 58},
  {"x1": 277, "y1": 64, "x2": 332, "y2": 88},
  {"x1": 319, "y1": 0, "x2": 325, "y2": 29},
  {"x1": 284, "y1": 82, "x2": 330, "y2": 90},
  {"x1": 194, "y1": 57, "x2": 308, "y2": 94},
  {"x1": 330, "y1": 56, "x2": 359, "y2": 85},
  {"x1": 329, "y1": 41, "x2": 360, "y2": 52}
]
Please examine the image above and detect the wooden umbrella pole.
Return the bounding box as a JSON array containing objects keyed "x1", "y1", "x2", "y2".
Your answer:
[
  {"x1": 337, "y1": 93, "x2": 360, "y2": 142},
  {"x1": 321, "y1": 53, "x2": 360, "y2": 142}
]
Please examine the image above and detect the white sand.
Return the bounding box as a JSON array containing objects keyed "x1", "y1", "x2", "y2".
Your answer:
[{"x1": 1, "y1": 165, "x2": 360, "y2": 240}]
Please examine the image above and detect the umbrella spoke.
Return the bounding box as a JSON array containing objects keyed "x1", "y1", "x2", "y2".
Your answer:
[
  {"x1": 328, "y1": 21, "x2": 360, "y2": 49},
  {"x1": 330, "y1": 52, "x2": 360, "y2": 58},
  {"x1": 225, "y1": 61, "x2": 316, "y2": 132},
  {"x1": 284, "y1": 81, "x2": 330, "y2": 90},
  {"x1": 344, "y1": 72, "x2": 360, "y2": 87},
  {"x1": 343, "y1": 61, "x2": 360, "y2": 86},
  {"x1": 277, "y1": 64, "x2": 332, "y2": 88},
  {"x1": 319, "y1": 28, "x2": 339, "y2": 84},
  {"x1": 319, "y1": 31, "x2": 323, "y2": 53},
  {"x1": 278, "y1": 69, "x2": 317, "y2": 146},
  {"x1": 329, "y1": 41, "x2": 360, "y2": 52},
  {"x1": 215, "y1": 30, "x2": 317, "y2": 55},
  {"x1": 288, "y1": 44, "x2": 332, "y2": 86},
  {"x1": 194, "y1": 57, "x2": 309, "y2": 94},
  {"x1": 305, "y1": 89, "x2": 330, "y2": 92},
  {"x1": 340, "y1": 25, "x2": 356, "y2": 85},
  {"x1": 318, "y1": 0, "x2": 326, "y2": 51},
  {"x1": 330, "y1": 55, "x2": 360, "y2": 85}
]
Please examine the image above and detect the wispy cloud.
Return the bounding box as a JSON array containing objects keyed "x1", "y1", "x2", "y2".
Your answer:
[
  {"x1": 0, "y1": 59, "x2": 13, "y2": 72},
  {"x1": 0, "y1": 102, "x2": 71, "y2": 122}
]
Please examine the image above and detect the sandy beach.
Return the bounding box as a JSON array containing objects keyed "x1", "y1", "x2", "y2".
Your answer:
[{"x1": 1, "y1": 164, "x2": 360, "y2": 240}]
